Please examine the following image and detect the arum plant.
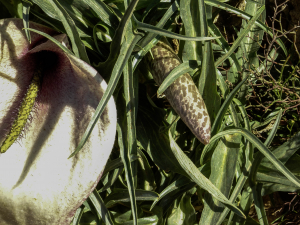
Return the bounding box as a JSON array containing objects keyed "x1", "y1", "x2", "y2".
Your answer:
[
  {"x1": 1, "y1": 0, "x2": 300, "y2": 224},
  {"x1": 0, "y1": 19, "x2": 117, "y2": 225}
]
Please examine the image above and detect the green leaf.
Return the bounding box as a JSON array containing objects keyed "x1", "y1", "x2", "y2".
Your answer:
[
  {"x1": 123, "y1": 59, "x2": 138, "y2": 184},
  {"x1": 135, "y1": 20, "x2": 219, "y2": 42},
  {"x1": 198, "y1": 3, "x2": 221, "y2": 123},
  {"x1": 249, "y1": 109, "x2": 283, "y2": 186},
  {"x1": 261, "y1": 131, "x2": 300, "y2": 167},
  {"x1": 137, "y1": 0, "x2": 179, "y2": 48},
  {"x1": 22, "y1": 1, "x2": 32, "y2": 43},
  {"x1": 168, "y1": 130, "x2": 245, "y2": 218},
  {"x1": 200, "y1": 133, "x2": 241, "y2": 224},
  {"x1": 180, "y1": 0, "x2": 202, "y2": 62},
  {"x1": 113, "y1": 205, "x2": 163, "y2": 225},
  {"x1": 150, "y1": 163, "x2": 210, "y2": 210},
  {"x1": 252, "y1": 183, "x2": 269, "y2": 225},
  {"x1": 31, "y1": 0, "x2": 94, "y2": 40},
  {"x1": 206, "y1": 128, "x2": 300, "y2": 188},
  {"x1": 232, "y1": 98, "x2": 251, "y2": 130},
  {"x1": 166, "y1": 192, "x2": 197, "y2": 225},
  {"x1": 23, "y1": 28, "x2": 74, "y2": 55},
  {"x1": 230, "y1": 186, "x2": 255, "y2": 225},
  {"x1": 72, "y1": 205, "x2": 85, "y2": 225},
  {"x1": 201, "y1": 75, "x2": 249, "y2": 165},
  {"x1": 157, "y1": 60, "x2": 201, "y2": 95},
  {"x1": 93, "y1": 21, "x2": 114, "y2": 43},
  {"x1": 240, "y1": 0, "x2": 266, "y2": 61},
  {"x1": 104, "y1": 189, "x2": 159, "y2": 208},
  {"x1": 31, "y1": 0, "x2": 94, "y2": 28},
  {"x1": 96, "y1": 0, "x2": 140, "y2": 77},
  {"x1": 216, "y1": 107, "x2": 282, "y2": 225},
  {"x1": 99, "y1": 167, "x2": 123, "y2": 192},
  {"x1": 208, "y1": 23, "x2": 241, "y2": 83},
  {"x1": 117, "y1": 122, "x2": 138, "y2": 224},
  {"x1": 204, "y1": 0, "x2": 287, "y2": 56},
  {"x1": 101, "y1": 155, "x2": 139, "y2": 179},
  {"x1": 44, "y1": 0, "x2": 90, "y2": 63},
  {"x1": 257, "y1": 132, "x2": 300, "y2": 195},
  {"x1": 0, "y1": 0, "x2": 22, "y2": 18},
  {"x1": 211, "y1": 75, "x2": 249, "y2": 135},
  {"x1": 237, "y1": 1, "x2": 266, "y2": 103},
  {"x1": 136, "y1": 149, "x2": 157, "y2": 191},
  {"x1": 158, "y1": 182, "x2": 197, "y2": 214},
  {"x1": 79, "y1": 211, "x2": 98, "y2": 225},
  {"x1": 30, "y1": 9, "x2": 67, "y2": 33},
  {"x1": 89, "y1": 189, "x2": 114, "y2": 225},
  {"x1": 251, "y1": 110, "x2": 281, "y2": 131},
  {"x1": 214, "y1": 6, "x2": 265, "y2": 67},
  {"x1": 105, "y1": 0, "x2": 154, "y2": 12},
  {"x1": 136, "y1": 104, "x2": 187, "y2": 175},
  {"x1": 82, "y1": 0, "x2": 119, "y2": 28}
]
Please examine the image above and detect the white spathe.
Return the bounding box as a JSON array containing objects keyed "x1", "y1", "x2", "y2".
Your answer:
[{"x1": 0, "y1": 19, "x2": 117, "y2": 225}]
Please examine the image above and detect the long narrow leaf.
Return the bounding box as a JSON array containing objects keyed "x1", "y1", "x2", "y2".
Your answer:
[
  {"x1": 205, "y1": 0, "x2": 287, "y2": 56},
  {"x1": 82, "y1": 0, "x2": 118, "y2": 28},
  {"x1": 46, "y1": 0, "x2": 89, "y2": 63},
  {"x1": 252, "y1": 183, "x2": 269, "y2": 225},
  {"x1": 168, "y1": 130, "x2": 246, "y2": 218},
  {"x1": 89, "y1": 189, "x2": 114, "y2": 225},
  {"x1": 123, "y1": 60, "x2": 138, "y2": 184},
  {"x1": 250, "y1": 109, "x2": 283, "y2": 185},
  {"x1": 136, "y1": 20, "x2": 219, "y2": 41},
  {"x1": 102, "y1": 155, "x2": 139, "y2": 179},
  {"x1": 200, "y1": 132, "x2": 241, "y2": 224},
  {"x1": 211, "y1": 75, "x2": 249, "y2": 135},
  {"x1": 22, "y1": 1, "x2": 32, "y2": 43},
  {"x1": 117, "y1": 123, "x2": 138, "y2": 225},
  {"x1": 99, "y1": 167, "x2": 123, "y2": 192},
  {"x1": 207, "y1": 128, "x2": 300, "y2": 188},
  {"x1": 72, "y1": 205, "x2": 84, "y2": 225},
  {"x1": 157, "y1": 60, "x2": 201, "y2": 95},
  {"x1": 197, "y1": 1, "x2": 221, "y2": 123},
  {"x1": 208, "y1": 23, "x2": 242, "y2": 79},
  {"x1": 104, "y1": 189, "x2": 159, "y2": 208},
  {"x1": 200, "y1": 75, "x2": 249, "y2": 165},
  {"x1": 215, "y1": 6, "x2": 265, "y2": 67},
  {"x1": 23, "y1": 28, "x2": 74, "y2": 55},
  {"x1": 180, "y1": 0, "x2": 202, "y2": 62},
  {"x1": 137, "y1": 0, "x2": 179, "y2": 48},
  {"x1": 150, "y1": 163, "x2": 210, "y2": 210},
  {"x1": 216, "y1": 109, "x2": 283, "y2": 225},
  {"x1": 100, "y1": 0, "x2": 140, "y2": 67}
]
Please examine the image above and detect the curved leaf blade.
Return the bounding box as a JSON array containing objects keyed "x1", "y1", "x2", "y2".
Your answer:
[{"x1": 168, "y1": 130, "x2": 246, "y2": 218}]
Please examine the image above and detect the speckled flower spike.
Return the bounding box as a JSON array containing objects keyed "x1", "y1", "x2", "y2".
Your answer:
[{"x1": 147, "y1": 38, "x2": 211, "y2": 145}]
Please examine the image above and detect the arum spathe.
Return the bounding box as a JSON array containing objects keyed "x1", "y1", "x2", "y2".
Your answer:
[{"x1": 0, "y1": 18, "x2": 117, "y2": 224}]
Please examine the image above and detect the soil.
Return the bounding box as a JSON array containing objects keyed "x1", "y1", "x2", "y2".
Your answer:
[{"x1": 249, "y1": 192, "x2": 300, "y2": 224}]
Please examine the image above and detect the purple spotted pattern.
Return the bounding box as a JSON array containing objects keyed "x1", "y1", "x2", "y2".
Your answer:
[{"x1": 147, "y1": 40, "x2": 211, "y2": 144}]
